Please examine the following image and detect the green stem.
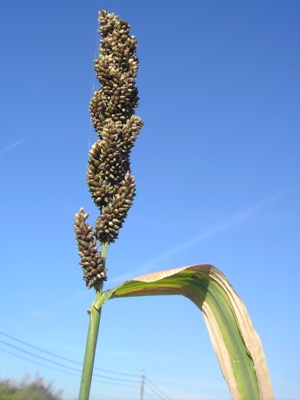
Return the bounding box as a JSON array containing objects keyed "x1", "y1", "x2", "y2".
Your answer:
[
  {"x1": 78, "y1": 242, "x2": 109, "y2": 400},
  {"x1": 102, "y1": 241, "x2": 108, "y2": 259}
]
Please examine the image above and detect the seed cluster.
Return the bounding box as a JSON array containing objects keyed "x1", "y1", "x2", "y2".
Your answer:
[
  {"x1": 74, "y1": 10, "x2": 143, "y2": 288},
  {"x1": 74, "y1": 208, "x2": 107, "y2": 289}
]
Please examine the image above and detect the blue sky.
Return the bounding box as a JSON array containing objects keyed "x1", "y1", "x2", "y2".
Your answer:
[{"x1": 0, "y1": 1, "x2": 299, "y2": 399}]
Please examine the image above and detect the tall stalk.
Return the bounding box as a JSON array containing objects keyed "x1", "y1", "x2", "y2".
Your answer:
[
  {"x1": 74, "y1": 11, "x2": 143, "y2": 400},
  {"x1": 78, "y1": 284, "x2": 103, "y2": 400},
  {"x1": 78, "y1": 242, "x2": 108, "y2": 400}
]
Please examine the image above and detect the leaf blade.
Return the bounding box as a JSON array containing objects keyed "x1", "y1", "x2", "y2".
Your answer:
[{"x1": 99, "y1": 264, "x2": 273, "y2": 400}]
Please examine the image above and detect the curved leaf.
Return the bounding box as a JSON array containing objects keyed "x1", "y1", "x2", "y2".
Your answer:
[{"x1": 94, "y1": 264, "x2": 273, "y2": 400}]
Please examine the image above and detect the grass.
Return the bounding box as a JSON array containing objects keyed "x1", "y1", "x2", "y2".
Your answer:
[{"x1": 0, "y1": 375, "x2": 62, "y2": 400}]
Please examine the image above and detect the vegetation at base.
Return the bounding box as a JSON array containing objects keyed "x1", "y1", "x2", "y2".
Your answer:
[{"x1": 0, "y1": 375, "x2": 62, "y2": 400}]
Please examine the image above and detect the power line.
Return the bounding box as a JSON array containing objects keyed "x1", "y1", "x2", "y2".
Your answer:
[
  {"x1": 0, "y1": 331, "x2": 171, "y2": 397},
  {"x1": 143, "y1": 387, "x2": 157, "y2": 400},
  {"x1": 0, "y1": 347, "x2": 80, "y2": 378},
  {"x1": 144, "y1": 382, "x2": 167, "y2": 400},
  {"x1": 0, "y1": 339, "x2": 82, "y2": 373},
  {"x1": 0, "y1": 345, "x2": 138, "y2": 389},
  {"x1": 0, "y1": 339, "x2": 139, "y2": 385},
  {"x1": 145, "y1": 377, "x2": 172, "y2": 400},
  {"x1": 0, "y1": 331, "x2": 139, "y2": 378}
]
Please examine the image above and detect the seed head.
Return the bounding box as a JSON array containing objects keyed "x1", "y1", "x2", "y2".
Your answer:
[
  {"x1": 74, "y1": 208, "x2": 107, "y2": 288},
  {"x1": 74, "y1": 10, "x2": 143, "y2": 288}
]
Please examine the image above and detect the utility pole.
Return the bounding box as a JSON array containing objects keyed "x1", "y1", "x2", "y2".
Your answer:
[{"x1": 139, "y1": 369, "x2": 144, "y2": 400}]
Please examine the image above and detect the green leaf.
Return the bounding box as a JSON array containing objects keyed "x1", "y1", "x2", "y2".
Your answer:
[{"x1": 94, "y1": 264, "x2": 273, "y2": 400}]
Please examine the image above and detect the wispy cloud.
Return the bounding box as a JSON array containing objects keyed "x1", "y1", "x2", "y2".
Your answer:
[
  {"x1": 144, "y1": 376, "x2": 228, "y2": 400},
  {"x1": 0, "y1": 138, "x2": 25, "y2": 156},
  {"x1": 110, "y1": 184, "x2": 300, "y2": 284},
  {"x1": 30, "y1": 309, "x2": 56, "y2": 320},
  {"x1": 98, "y1": 347, "x2": 149, "y2": 359},
  {"x1": 158, "y1": 385, "x2": 227, "y2": 400}
]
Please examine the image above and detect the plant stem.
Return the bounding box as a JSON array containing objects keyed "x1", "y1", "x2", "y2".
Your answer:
[
  {"x1": 78, "y1": 242, "x2": 108, "y2": 400},
  {"x1": 102, "y1": 242, "x2": 108, "y2": 259}
]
